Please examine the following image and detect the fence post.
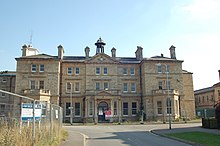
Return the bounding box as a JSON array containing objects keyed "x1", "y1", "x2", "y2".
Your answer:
[{"x1": 32, "y1": 100, "x2": 36, "y2": 146}]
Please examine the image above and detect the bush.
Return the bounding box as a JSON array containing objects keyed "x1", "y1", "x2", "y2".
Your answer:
[{"x1": 202, "y1": 118, "x2": 218, "y2": 129}]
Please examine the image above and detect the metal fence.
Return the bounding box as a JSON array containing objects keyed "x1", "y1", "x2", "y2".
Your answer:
[{"x1": 0, "y1": 89, "x2": 63, "y2": 146}]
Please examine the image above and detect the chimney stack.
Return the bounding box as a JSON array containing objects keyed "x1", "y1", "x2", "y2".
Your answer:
[
  {"x1": 22, "y1": 44, "x2": 28, "y2": 56},
  {"x1": 111, "y1": 47, "x2": 116, "y2": 58},
  {"x1": 169, "y1": 45, "x2": 176, "y2": 59},
  {"x1": 135, "y1": 46, "x2": 143, "y2": 61},
  {"x1": 58, "y1": 45, "x2": 64, "y2": 59},
  {"x1": 85, "y1": 46, "x2": 90, "y2": 59}
]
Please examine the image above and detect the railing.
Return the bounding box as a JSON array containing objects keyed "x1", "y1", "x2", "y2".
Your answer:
[{"x1": 152, "y1": 89, "x2": 179, "y2": 95}]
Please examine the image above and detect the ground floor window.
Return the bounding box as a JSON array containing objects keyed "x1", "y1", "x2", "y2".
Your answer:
[
  {"x1": 65, "y1": 102, "x2": 71, "y2": 116},
  {"x1": 75, "y1": 102, "x2": 80, "y2": 116},
  {"x1": 132, "y1": 102, "x2": 137, "y2": 115},
  {"x1": 123, "y1": 102, "x2": 128, "y2": 116},
  {"x1": 89, "y1": 101, "x2": 93, "y2": 116},
  {"x1": 114, "y1": 101, "x2": 117, "y2": 115},
  {"x1": 157, "y1": 101, "x2": 162, "y2": 114},
  {"x1": 167, "y1": 99, "x2": 172, "y2": 114}
]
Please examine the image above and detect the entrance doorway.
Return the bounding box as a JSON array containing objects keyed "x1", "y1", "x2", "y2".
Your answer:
[{"x1": 98, "y1": 102, "x2": 108, "y2": 122}]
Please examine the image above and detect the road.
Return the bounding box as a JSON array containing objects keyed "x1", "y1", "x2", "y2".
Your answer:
[{"x1": 65, "y1": 123, "x2": 201, "y2": 146}]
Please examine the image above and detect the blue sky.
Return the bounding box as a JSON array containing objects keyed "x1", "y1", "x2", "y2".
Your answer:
[{"x1": 0, "y1": 0, "x2": 219, "y2": 90}]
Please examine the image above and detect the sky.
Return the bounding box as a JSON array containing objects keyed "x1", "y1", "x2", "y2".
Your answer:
[{"x1": 0, "y1": 0, "x2": 219, "y2": 90}]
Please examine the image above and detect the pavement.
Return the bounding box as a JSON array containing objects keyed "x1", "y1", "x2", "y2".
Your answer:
[{"x1": 61, "y1": 123, "x2": 220, "y2": 146}]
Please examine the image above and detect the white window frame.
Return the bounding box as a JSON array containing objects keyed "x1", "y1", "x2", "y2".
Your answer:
[
  {"x1": 75, "y1": 67, "x2": 80, "y2": 75},
  {"x1": 157, "y1": 65, "x2": 162, "y2": 73},
  {"x1": 123, "y1": 68, "x2": 128, "y2": 75},
  {"x1": 104, "y1": 82, "x2": 109, "y2": 90},
  {"x1": 39, "y1": 64, "x2": 44, "y2": 72},
  {"x1": 39, "y1": 80, "x2": 44, "y2": 89},
  {"x1": 96, "y1": 67, "x2": 100, "y2": 75},
  {"x1": 74, "y1": 102, "x2": 81, "y2": 117},
  {"x1": 66, "y1": 82, "x2": 72, "y2": 93},
  {"x1": 103, "y1": 67, "x2": 108, "y2": 75},
  {"x1": 67, "y1": 67, "x2": 72, "y2": 75},
  {"x1": 30, "y1": 80, "x2": 36, "y2": 89},
  {"x1": 123, "y1": 83, "x2": 128, "y2": 92},
  {"x1": 74, "y1": 82, "x2": 80, "y2": 92},
  {"x1": 131, "y1": 83, "x2": 136, "y2": 92},
  {"x1": 31, "y1": 64, "x2": 37, "y2": 72},
  {"x1": 96, "y1": 82, "x2": 100, "y2": 90},
  {"x1": 131, "y1": 102, "x2": 137, "y2": 116},
  {"x1": 130, "y1": 67, "x2": 135, "y2": 75}
]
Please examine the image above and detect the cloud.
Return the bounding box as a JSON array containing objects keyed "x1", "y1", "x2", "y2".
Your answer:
[{"x1": 180, "y1": 0, "x2": 220, "y2": 20}]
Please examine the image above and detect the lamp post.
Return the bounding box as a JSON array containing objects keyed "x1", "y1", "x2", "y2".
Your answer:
[
  {"x1": 165, "y1": 64, "x2": 171, "y2": 130},
  {"x1": 69, "y1": 83, "x2": 73, "y2": 125},
  {"x1": 157, "y1": 63, "x2": 171, "y2": 130}
]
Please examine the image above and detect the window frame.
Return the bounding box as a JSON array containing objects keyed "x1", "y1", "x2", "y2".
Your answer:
[
  {"x1": 96, "y1": 82, "x2": 100, "y2": 90},
  {"x1": 74, "y1": 102, "x2": 81, "y2": 116},
  {"x1": 123, "y1": 83, "x2": 128, "y2": 92},
  {"x1": 131, "y1": 102, "x2": 137, "y2": 116},
  {"x1": 157, "y1": 101, "x2": 162, "y2": 115},
  {"x1": 123, "y1": 68, "x2": 128, "y2": 75},
  {"x1": 39, "y1": 64, "x2": 44, "y2": 72},
  {"x1": 130, "y1": 67, "x2": 135, "y2": 75},
  {"x1": 123, "y1": 102, "x2": 128, "y2": 116},
  {"x1": 103, "y1": 67, "x2": 108, "y2": 75},
  {"x1": 67, "y1": 67, "x2": 73, "y2": 75},
  {"x1": 31, "y1": 64, "x2": 37, "y2": 72},
  {"x1": 96, "y1": 67, "x2": 100, "y2": 75},
  {"x1": 131, "y1": 83, "x2": 136, "y2": 92},
  {"x1": 74, "y1": 82, "x2": 80, "y2": 92},
  {"x1": 39, "y1": 80, "x2": 44, "y2": 89},
  {"x1": 66, "y1": 82, "x2": 72, "y2": 93},
  {"x1": 104, "y1": 82, "x2": 109, "y2": 90},
  {"x1": 75, "y1": 67, "x2": 80, "y2": 75},
  {"x1": 65, "y1": 102, "x2": 71, "y2": 116}
]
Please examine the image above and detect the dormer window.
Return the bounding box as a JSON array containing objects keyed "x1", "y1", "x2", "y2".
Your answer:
[{"x1": 31, "y1": 64, "x2": 37, "y2": 72}]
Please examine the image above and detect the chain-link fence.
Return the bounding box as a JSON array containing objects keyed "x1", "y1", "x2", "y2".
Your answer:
[{"x1": 0, "y1": 89, "x2": 63, "y2": 146}]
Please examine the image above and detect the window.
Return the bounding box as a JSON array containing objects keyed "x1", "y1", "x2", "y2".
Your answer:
[
  {"x1": 103, "y1": 67, "x2": 108, "y2": 75},
  {"x1": 104, "y1": 82, "x2": 109, "y2": 90},
  {"x1": 2, "y1": 78, "x2": 6, "y2": 83},
  {"x1": 30, "y1": 80, "x2": 36, "y2": 89},
  {"x1": 96, "y1": 67, "x2": 100, "y2": 75},
  {"x1": 75, "y1": 102, "x2": 80, "y2": 116},
  {"x1": 74, "y1": 82, "x2": 80, "y2": 92},
  {"x1": 113, "y1": 101, "x2": 117, "y2": 115},
  {"x1": 1, "y1": 92, "x2": 5, "y2": 97},
  {"x1": 75, "y1": 67, "x2": 80, "y2": 75},
  {"x1": 157, "y1": 65, "x2": 162, "y2": 73},
  {"x1": 218, "y1": 90, "x2": 220, "y2": 96},
  {"x1": 0, "y1": 104, "x2": 5, "y2": 113},
  {"x1": 130, "y1": 68, "x2": 135, "y2": 75},
  {"x1": 67, "y1": 68, "x2": 72, "y2": 75},
  {"x1": 89, "y1": 101, "x2": 93, "y2": 116},
  {"x1": 131, "y1": 83, "x2": 136, "y2": 92},
  {"x1": 31, "y1": 64, "x2": 37, "y2": 72},
  {"x1": 39, "y1": 64, "x2": 44, "y2": 72},
  {"x1": 39, "y1": 80, "x2": 44, "y2": 89},
  {"x1": 166, "y1": 81, "x2": 171, "y2": 89},
  {"x1": 157, "y1": 101, "x2": 162, "y2": 114},
  {"x1": 66, "y1": 82, "x2": 72, "y2": 92},
  {"x1": 123, "y1": 83, "x2": 128, "y2": 92},
  {"x1": 65, "y1": 102, "x2": 71, "y2": 116},
  {"x1": 132, "y1": 102, "x2": 137, "y2": 115},
  {"x1": 167, "y1": 99, "x2": 172, "y2": 114},
  {"x1": 96, "y1": 82, "x2": 100, "y2": 90},
  {"x1": 123, "y1": 68, "x2": 128, "y2": 75},
  {"x1": 165, "y1": 65, "x2": 170, "y2": 73},
  {"x1": 159, "y1": 81, "x2": 163, "y2": 89},
  {"x1": 123, "y1": 102, "x2": 128, "y2": 116}
]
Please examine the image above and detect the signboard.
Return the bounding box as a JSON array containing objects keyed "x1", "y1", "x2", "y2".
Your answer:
[
  {"x1": 21, "y1": 103, "x2": 42, "y2": 121},
  {"x1": 104, "y1": 110, "x2": 112, "y2": 117}
]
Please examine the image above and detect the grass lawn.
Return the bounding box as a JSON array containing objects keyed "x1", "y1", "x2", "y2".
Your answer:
[{"x1": 166, "y1": 132, "x2": 220, "y2": 146}]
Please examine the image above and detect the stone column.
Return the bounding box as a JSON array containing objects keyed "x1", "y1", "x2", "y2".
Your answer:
[{"x1": 118, "y1": 97, "x2": 121, "y2": 123}]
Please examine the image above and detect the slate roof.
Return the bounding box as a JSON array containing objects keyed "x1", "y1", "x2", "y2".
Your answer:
[{"x1": 194, "y1": 87, "x2": 214, "y2": 94}]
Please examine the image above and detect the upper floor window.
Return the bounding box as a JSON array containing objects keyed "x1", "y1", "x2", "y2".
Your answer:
[
  {"x1": 39, "y1": 64, "x2": 44, "y2": 72},
  {"x1": 165, "y1": 65, "x2": 170, "y2": 73},
  {"x1": 75, "y1": 67, "x2": 80, "y2": 75},
  {"x1": 123, "y1": 83, "x2": 128, "y2": 92},
  {"x1": 1, "y1": 92, "x2": 5, "y2": 97},
  {"x1": 104, "y1": 82, "x2": 109, "y2": 90},
  {"x1": 131, "y1": 83, "x2": 136, "y2": 92},
  {"x1": 66, "y1": 82, "x2": 72, "y2": 93},
  {"x1": 39, "y1": 80, "x2": 44, "y2": 89},
  {"x1": 96, "y1": 67, "x2": 100, "y2": 75},
  {"x1": 67, "y1": 68, "x2": 72, "y2": 75},
  {"x1": 96, "y1": 82, "x2": 100, "y2": 90},
  {"x1": 74, "y1": 82, "x2": 80, "y2": 92},
  {"x1": 123, "y1": 68, "x2": 128, "y2": 75},
  {"x1": 31, "y1": 64, "x2": 37, "y2": 72},
  {"x1": 2, "y1": 78, "x2": 6, "y2": 83},
  {"x1": 30, "y1": 80, "x2": 36, "y2": 89},
  {"x1": 158, "y1": 81, "x2": 163, "y2": 89},
  {"x1": 103, "y1": 67, "x2": 108, "y2": 75},
  {"x1": 157, "y1": 65, "x2": 162, "y2": 73},
  {"x1": 130, "y1": 68, "x2": 135, "y2": 75}
]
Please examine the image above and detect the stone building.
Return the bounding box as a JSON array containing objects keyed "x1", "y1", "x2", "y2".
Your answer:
[
  {"x1": 0, "y1": 71, "x2": 16, "y2": 117},
  {"x1": 15, "y1": 38, "x2": 195, "y2": 123},
  {"x1": 194, "y1": 70, "x2": 220, "y2": 117}
]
